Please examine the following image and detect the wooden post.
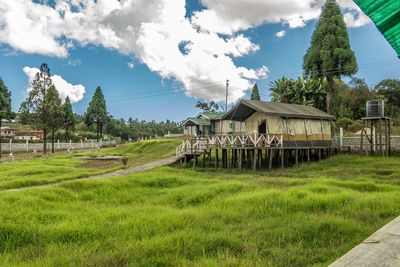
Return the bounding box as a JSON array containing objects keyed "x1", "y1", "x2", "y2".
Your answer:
[
  {"x1": 238, "y1": 149, "x2": 242, "y2": 172},
  {"x1": 268, "y1": 149, "x2": 273, "y2": 170},
  {"x1": 252, "y1": 149, "x2": 256, "y2": 171},
  {"x1": 307, "y1": 148, "x2": 311, "y2": 164},
  {"x1": 280, "y1": 149, "x2": 284, "y2": 168},
  {"x1": 258, "y1": 149, "x2": 262, "y2": 170},
  {"x1": 203, "y1": 153, "x2": 206, "y2": 167},
  {"x1": 215, "y1": 149, "x2": 219, "y2": 168},
  {"x1": 379, "y1": 119, "x2": 383, "y2": 156},
  {"x1": 388, "y1": 119, "x2": 392, "y2": 156},
  {"x1": 193, "y1": 152, "x2": 197, "y2": 168},
  {"x1": 295, "y1": 148, "x2": 299, "y2": 167},
  {"x1": 318, "y1": 148, "x2": 322, "y2": 161},
  {"x1": 384, "y1": 120, "x2": 389, "y2": 157},
  {"x1": 360, "y1": 120, "x2": 364, "y2": 155}
]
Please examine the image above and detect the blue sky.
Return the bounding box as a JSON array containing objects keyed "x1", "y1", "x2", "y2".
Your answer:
[{"x1": 0, "y1": 0, "x2": 399, "y2": 122}]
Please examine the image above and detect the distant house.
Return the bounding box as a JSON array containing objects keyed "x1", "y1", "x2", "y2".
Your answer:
[
  {"x1": 183, "y1": 112, "x2": 246, "y2": 136},
  {"x1": 0, "y1": 126, "x2": 16, "y2": 138},
  {"x1": 223, "y1": 100, "x2": 335, "y2": 147},
  {"x1": 14, "y1": 130, "x2": 44, "y2": 141}
]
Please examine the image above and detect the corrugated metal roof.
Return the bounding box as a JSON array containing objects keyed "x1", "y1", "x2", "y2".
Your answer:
[
  {"x1": 223, "y1": 100, "x2": 335, "y2": 121},
  {"x1": 198, "y1": 112, "x2": 225, "y2": 120},
  {"x1": 354, "y1": 0, "x2": 400, "y2": 57},
  {"x1": 182, "y1": 117, "x2": 211, "y2": 126}
]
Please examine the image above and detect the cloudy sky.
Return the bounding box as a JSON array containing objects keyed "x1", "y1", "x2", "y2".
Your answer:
[{"x1": 0, "y1": 0, "x2": 399, "y2": 121}]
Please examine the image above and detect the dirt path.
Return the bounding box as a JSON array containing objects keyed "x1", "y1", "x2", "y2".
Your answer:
[{"x1": 6, "y1": 156, "x2": 178, "y2": 192}]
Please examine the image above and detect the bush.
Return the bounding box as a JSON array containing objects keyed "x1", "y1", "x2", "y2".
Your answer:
[
  {"x1": 347, "y1": 120, "x2": 362, "y2": 132},
  {"x1": 336, "y1": 118, "x2": 353, "y2": 130}
]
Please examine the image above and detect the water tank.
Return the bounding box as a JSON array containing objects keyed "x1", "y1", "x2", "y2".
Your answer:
[{"x1": 366, "y1": 100, "x2": 385, "y2": 118}]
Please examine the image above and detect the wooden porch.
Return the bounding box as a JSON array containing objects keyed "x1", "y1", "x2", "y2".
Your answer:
[{"x1": 176, "y1": 134, "x2": 341, "y2": 171}]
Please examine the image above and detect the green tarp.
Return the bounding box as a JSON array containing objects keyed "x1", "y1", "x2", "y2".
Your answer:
[{"x1": 353, "y1": 0, "x2": 400, "y2": 57}]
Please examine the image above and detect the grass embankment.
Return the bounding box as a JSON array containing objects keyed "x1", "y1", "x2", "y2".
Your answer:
[
  {"x1": 0, "y1": 155, "x2": 400, "y2": 266},
  {"x1": 0, "y1": 139, "x2": 180, "y2": 189}
]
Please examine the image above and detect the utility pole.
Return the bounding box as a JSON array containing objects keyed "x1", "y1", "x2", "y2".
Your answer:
[{"x1": 225, "y1": 79, "x2": 229, "y2": 112}]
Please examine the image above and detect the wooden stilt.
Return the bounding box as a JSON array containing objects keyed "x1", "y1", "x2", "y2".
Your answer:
[
  {"x1": 295, "y1": 148, "x2": 299, "y2": 167},
  {"x1": 268, "y1": 149, "x2": 273, "y2": 170},
  {"x1": 307, "y1": 148, "x2": 311, "y2": 164},
  {"x1": 215, "y1": 149, "x2": 219, "y2": 168},
  {"x1": 238, "y1": 149, "x2": 242, "y2": 172},
  {"x1": 252, "y1": 149, "x2": 257, "y2": 171},
  {"x1": 280, "y1": 149, "x2": 284, "y2": 168}
]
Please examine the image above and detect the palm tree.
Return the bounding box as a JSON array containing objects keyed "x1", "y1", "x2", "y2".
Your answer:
[
  {"x1": 270, "y1": 76, "x2": 326, "y2": 107},
  {"x1": 270, "y1": 77, "x2": 292, "y2": 103}
]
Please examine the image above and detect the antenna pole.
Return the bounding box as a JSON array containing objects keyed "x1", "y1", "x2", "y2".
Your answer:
[{"x1": 225, "y1": 80, "x2": 230, "y2": 112}]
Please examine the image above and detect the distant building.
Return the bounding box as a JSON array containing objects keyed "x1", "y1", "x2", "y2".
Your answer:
[
  {"x1": 0, "y1": 126, "x2": 16, "y2": 138},
  {"x1": 183, "y1": 112, "x2": 246, "y2": 136},
  {"x1": 14, "y1": 130, "x2": 44, "y2": 141}
]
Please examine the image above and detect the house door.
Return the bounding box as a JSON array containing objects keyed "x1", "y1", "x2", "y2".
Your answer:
[{"x1": 258, "y1": 120, "x2": 267, "y2": 135}]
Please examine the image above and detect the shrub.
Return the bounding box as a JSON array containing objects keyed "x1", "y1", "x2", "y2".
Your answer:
[{"x1": 336, "y1": 118, "x2": 353, "y2": 130}]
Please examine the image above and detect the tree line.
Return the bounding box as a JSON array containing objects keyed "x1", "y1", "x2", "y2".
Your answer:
[{"x1": 0, "y1": 63, "x2": 182, "y2": 155}]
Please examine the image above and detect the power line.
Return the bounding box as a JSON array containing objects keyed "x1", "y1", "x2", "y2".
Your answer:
[{"x1": 107, "y1": 58, "x2": 399, "y2": 103}]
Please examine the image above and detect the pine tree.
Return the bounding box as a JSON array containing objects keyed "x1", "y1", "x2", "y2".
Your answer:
[
  {"x1": 44, "y1": 85, "x2": 63, "y2": 153},
  {"x1": 85, "y1": 86, "x2": 108, "y2": 141},
  {"x1": 0, "y1": 78, "x2": 13, "y2": 158},
  {"x1": 250, "y1": 83, "x2": 261, "y2": 100},
  {"x1": 25, "y1": 63, "x2": 54, "y2": 154},
  {"x1": 62, "y1": 96, "x2": 75, "y2": 141},
  {"x1": 303, "y1": 0, "x2": 358, "y2": 114}
]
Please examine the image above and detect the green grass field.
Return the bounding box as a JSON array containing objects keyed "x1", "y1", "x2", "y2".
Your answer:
[
  {"x1": 0, "y1": 140, "x2": 399, "y2": 266},
  {"x1": 0, "y1": 139, "x2": 180, "y2": 190}
]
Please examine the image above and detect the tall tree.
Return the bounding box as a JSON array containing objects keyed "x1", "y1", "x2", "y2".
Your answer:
[
  {"x1": 303, "y1": 0, "x2": 358, "y2": 114},
  {"x1": 375, "y1": 79, "x2": 400, "y2": 117},
  {"x1": 0, "y1": 78, "x2": 13, "y2": 158},
  {"x1": 25, "y1": 63, "x2": 54, "y2": 154},
  {"x1": 62, "y1": 96, "x2": 75, "y2": 141},
  {"x1": 85, "y1": 86, "x2": 108, "y2": 141},
  {"x1": 44, "y1": 85, "x2": 63, "y2": 153},
  {"x1": 250, "y1": 83, "x2": 261, "y2": 100}
]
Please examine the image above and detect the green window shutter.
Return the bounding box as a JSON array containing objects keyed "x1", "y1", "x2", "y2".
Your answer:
[{"x1": 354, "y1": 0, "x2": 400, "y2": 57}]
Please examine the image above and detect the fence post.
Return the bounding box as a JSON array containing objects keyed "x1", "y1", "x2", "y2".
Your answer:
[
  {"x1": 81, "y1": 139, "x2": 83, "y2": 149},
  {"x1": 91, "y1": 140, "x2": 93, "y2": 149},
  {"x1": 372, "y1": 127, "x2": 376, "y2": 153},
  {"x1": 9, "y1": 139, "x2": 12, "y2": 152},
  {"x1": 339, "y1": 127, "x2": 343, "y2": 148},
  {"x1": 26, "y1": 139, "x2": 29, "y2": 152},
  {"x1": 57, "y1": 139, "x2": 60, "y2": 150},
  {"x1": 69, "y1": 139, "x2": 72, "y2": 150}
]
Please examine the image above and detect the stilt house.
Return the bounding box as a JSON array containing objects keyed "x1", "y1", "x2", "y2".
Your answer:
[{"x1": 222, "y1": 100, "x2": 335, "y2": 147}]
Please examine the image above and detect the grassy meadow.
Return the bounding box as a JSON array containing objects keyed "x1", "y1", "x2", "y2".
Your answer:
[
  {"x1": 0, "y1": 144, "x2": 400, "y2": 266},
  {"x1": 0, "y1": 139, "x2": 180, "y2": 190}
]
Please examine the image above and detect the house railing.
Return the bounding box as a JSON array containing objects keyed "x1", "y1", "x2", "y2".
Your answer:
[{"x1": 176, "y1": 133, "x2": 283, "y2": 158}]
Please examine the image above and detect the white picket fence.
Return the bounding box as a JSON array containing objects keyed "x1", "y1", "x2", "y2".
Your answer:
[{"x1": 0, "y1": 140, "x2": 117, "y2": 153}]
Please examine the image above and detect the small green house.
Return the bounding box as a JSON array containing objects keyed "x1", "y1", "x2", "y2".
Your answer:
[{"x1": 183, "y1": 112, "x2": 246, "y2": 136}]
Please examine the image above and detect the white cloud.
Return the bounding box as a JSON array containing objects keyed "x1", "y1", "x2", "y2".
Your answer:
[
  {"x1": 0, "y1": 0, "x2": 369, "y2": 103},
  {"x1": 193, "y1": 0, "x2": 370, "y2": 34},
  {"x1": 275, "y1": 30, "x2": 286, "y2": 38},
  {"x1": 23, "y1": 67, "x2": 85, "y2": 103}
]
